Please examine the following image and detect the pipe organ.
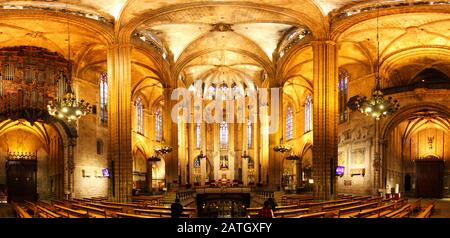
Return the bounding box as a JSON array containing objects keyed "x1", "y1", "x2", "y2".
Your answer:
[{"x1": 0, "y1": 46, "x2": 70, "y2": 123}]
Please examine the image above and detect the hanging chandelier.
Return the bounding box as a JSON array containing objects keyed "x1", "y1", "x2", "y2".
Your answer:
[
  {"x1": 241, "y1": 150, "x2": 251, "y2": 159},
  {"x1": 348, "y1": 0, "x2": 400, "y2": 120},
  {"x1": 47, "y1": 3, "x2": 92, "y2": 122},
  {"x1": 273, "y1": 137, "x2": 292, "y2": 153},
  {"x1": 285, "y1": 153, "x2": 300, "y2": 161},
  {"x1": 154, "y1": 138, "x2": 173, "y2": 155},
  {"x1": 196, "y1": 150, "x2": 206, "y2": 160},
  {"x1": 47, "y1": 86, "x2": 92, "y2": 122}
]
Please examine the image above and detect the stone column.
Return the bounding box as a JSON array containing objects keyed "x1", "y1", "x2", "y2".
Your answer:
[
  {"x1": 107, "y1": 44, "x2": 133, "y2": 202},
  {"x1": 268, "y1": 87, "x2": 283, "y2": 190},
  {"x1": 163, "y1": 87, "x2": 179, "y2": 189},
  {"x1": 373, "y1": 120, "x2": 382, "y2": 195},
  {"x1": 259, "y1": 103, "x2": 270, "y2": 186},
  {"x1": 312, "y1": 41, "x2": 338, "y2": 200},
  {"x1": 63, "y1": 137, "x2": 76, "y2": 199}
]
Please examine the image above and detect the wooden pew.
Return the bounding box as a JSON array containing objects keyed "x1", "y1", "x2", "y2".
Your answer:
[
  {"x1": 366, "y1": 197, "x2": 383, "y2": 203},
  {"x1": 54, "y1": 204, "x2": 88, "y2": 218},
  {"x1": 322, "y1": 201, "x2": 362, "y2": 212},
  {"x1": 298, "y1": 199, "x2": 351, "y2": 208},
  {"x1": 116, "y1": 212, "x2": 158, "y2": 218},
  {"x1": 353, "y1": 196, "x2": 372, "y2": 201},
  {"x1": 295, "y1": 212, "x2": 327, "y2": 218},
  {"x1": 134, "y1": 208, "x2": 172, "y2": 218},
  {"x1": 71, "y1": 203, "x2": 108, "y2": 218},
  {"x1": 415, "y1": 203, "x2": 434, "y2": 218},
  {"x1": 36, "y1": 205, "x2": 62, "y2": 218},
  {"x1": 23, "y1": 201, "x2": 40, "y2": 217},
  {"x1": 337, "y1": 202, "x2": 379, "y2": 218},
  {"x1": 87, "y1": 203, "x2": 124, "y2": 213},
  {"x1": 100, "y1": 201, "x2": 144, "y2": 211},
  {"x1": 274, "y1": 208, "x2": 309, "y2": 218},
  {"x1": 385, "y1": 204, "x2": 411, "y2": 218},
  {"x1": 246, "y1": 204, "x2": 299, "y2": 216},
  {"x1": 12, "y1": 202, "x2": 32, "y2": 218},
  {"x1": 354, "y1": 203, "x2": 395, "y2": 218}
]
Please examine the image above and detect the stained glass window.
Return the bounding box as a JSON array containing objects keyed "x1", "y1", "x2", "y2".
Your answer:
[
  {"x1": 339, "y1": 69, "x2": 349, "y2": 123},
  {"x1": 247, "y1": 119, "x2": 253, "y2": 148},
  {"x1": 99, "y1": 72, "x2": 108, "y2": 124},
  {"x1": 136, "y1": 97, "x2": 144, "y2": 135},
  {"x1": 196, "y1": 123, "x2": 201, "y2": 149},
  {"x1": 286, "y1": 105, "x2": 293, "y2": 140},
  {"x1": 155, "y1": 107, "x2": 163, "y2": 141},
  {"x1": 304, "y1": 95, "x2": 312, "y2": 133},
  {"x1": 220, "y1": 121, "x2": 228, "y2": 149}
]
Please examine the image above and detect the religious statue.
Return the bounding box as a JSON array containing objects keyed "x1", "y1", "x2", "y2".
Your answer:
[{"x1": 220, "y1": 156, "x2": 229, "y2": 170}]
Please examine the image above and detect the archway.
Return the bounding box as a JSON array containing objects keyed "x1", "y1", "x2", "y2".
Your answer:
[
  {"x1": 301, "y1": 146, "x2": 313, "y2": 191},
  {"x1": 382, "y1": 106, "x2": 450, "y2": 198},
  {"x1": 132, "y1": 149, "x2": 147, "y2": 192},
  {"x1": 0, "y1": 119, "x2": 72, "y2": 201}
]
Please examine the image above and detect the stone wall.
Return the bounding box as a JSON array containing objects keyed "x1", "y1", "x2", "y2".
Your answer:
[{"x1": 72, "y1": 77, "x2": 109, "y2": 198}]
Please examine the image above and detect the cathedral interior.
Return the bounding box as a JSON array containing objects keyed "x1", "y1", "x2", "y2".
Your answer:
[{"x1": 0, "y1": 0, "x2": 449, "y2": 219}]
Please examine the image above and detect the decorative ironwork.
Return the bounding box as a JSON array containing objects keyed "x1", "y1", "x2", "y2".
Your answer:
[
  {"x1": 148, "y1": 156, "x2": 161, "y2": 162},
  {"x1": 241, "y1": 150, "x2": 251, "y2": 159},
  {"x1": 196, "y1": 150, "x2": 206, "y2": 160},
  {"x1": 347, "y1": 0, "x2": 400, "y2": 120},
  {"x1": 7, "y1": 151, "x2": 37, "y2": 160},
  {"x1": 273, "y1": 138, "x2": 292, "y2": 153},
  {"x1": 348, "y1": 89, "x2": 400, "y2": 120},
  {"x1": 210, "y1": 23, "x2": 234, "y2": 32},
  {"x1": 154, "y1": 139, "x2": 173, "y2": 155},
  {"x1": 47, "y1": 86, "x2": 93, "y2": 122},
  {"x1": 46, "y1": 6, "x2": 93, "y2": 123},
  {"x1": 285, "y1": 154, "x2": 300, "y2": 161}
]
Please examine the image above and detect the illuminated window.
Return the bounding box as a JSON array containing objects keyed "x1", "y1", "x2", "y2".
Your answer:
[
  {"x1": 155, "y1": 108, "x2": 163, "y2": 142},
  {"x1": 247, "y1": 120, "x2": 253, "y2": 148},
  {"x1": 339, "y1": 69, "x2": 349, "y2": 123},
  {"x1": 304, "y1": 96, "x2": 312, "y2": 133},
  {"x1": 196, "y1": 123, "x2": 201, "y2": 149},
  {"x1": 220, "y1": 121, "x2": 228, "y2": 149},
  {"x1": 286, "y1": 105, "x2": 293, "y2": 140},
  {"x1": 99, "y1": 72, "x2": 108, "y2": 125},
  {"x1": 136, "y1": 97, "x2": 144, "y2": 135}
]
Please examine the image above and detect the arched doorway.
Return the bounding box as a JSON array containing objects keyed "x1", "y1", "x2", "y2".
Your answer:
[
  {"x1": 382, "y1": 105, "x2": 450, "y2": 198},
  {"x1": 132, "y1": 149, "x2": 147, "y2": 192},
  {"x1": 0, "y1": 119, "x2": 71, "y2": 201},
  {"x1": 302, "y1": 147, "x2": 313, "y2": 191}
]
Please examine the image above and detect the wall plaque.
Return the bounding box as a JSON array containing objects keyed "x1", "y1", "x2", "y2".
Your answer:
[{"x1": 350, "y1": 168, "x2": 366, "y2": 177}]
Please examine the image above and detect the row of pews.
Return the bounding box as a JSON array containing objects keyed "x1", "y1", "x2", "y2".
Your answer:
[
  {"x1": 12, "y1": 196, "x2": 197, "y2": 218},
  {"x1": 247, "y1": 195, "x2": 435, "y2": 218}
]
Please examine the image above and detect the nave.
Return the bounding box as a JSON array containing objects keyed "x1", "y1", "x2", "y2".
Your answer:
[{"x1": 7, "y1": 193, "x2": 437, "y2": 219}]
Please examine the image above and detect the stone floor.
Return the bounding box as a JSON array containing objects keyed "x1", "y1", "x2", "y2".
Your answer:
[{"x1": 427, "y1": 198, "x2": 450, "y2": 218}]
